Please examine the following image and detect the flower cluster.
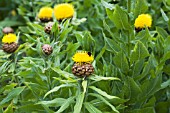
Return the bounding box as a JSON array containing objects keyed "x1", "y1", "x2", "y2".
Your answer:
[{"x1": 38, "y1": 3, "x2": 74, "y2": 22}]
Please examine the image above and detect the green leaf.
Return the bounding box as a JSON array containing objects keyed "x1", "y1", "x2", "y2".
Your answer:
[
  {"x1": 41, "y1": 105, "x2": 54, "y2": 113},
  {"x1": 134, "y1": 0, "x2": 148, "y2": 18},
  {"x1": 4, "y1": 102, "x2": 13, "y2": 113},
  {"x1": 84, "y1": 102, "x2": 103, "y2": 113},
  {"x1": 113, "y1": 51, "x2": 129, "y2": 74},
  {"x1": 156, "y1": 27, "x2": 169, "y2": 39},
  {"x1": 132, "y1": 59, "x2": 144, "y2": 77},
  {"x1": 102, "y1": 0, "x2": 115, "y2": 10},
  {"x1": 130, "y1": 41, "x2": 149, "y2": 63},
  {"x1": 89, "y1": 75, "x2": 120, "y2": 83},
  {"x1": 103, "y1": 32, "x2": 121, "y2": 54},
  {"x1": 44, "y1": 84, "x2": 76, "y2": 98},
  {"x1": 37, "y1": 98, "x2": 66, "y2": 107},
  {"x1": 143, "y1": 97, "x2": 156, "y2": 108},
  {"x1": 0, "y1": 108, "x2": 3, "y2": 113},
  {"x1": 64, "y1": 42, "x2": 80, "y2": 55},
  {"x1": 51, "y1": 67, "x2": 75, "y2": 79},
  {"x1": 0, "y1": 87, "x2": 25, "y2": 105},
  {"x1": 95, "y1": 46, "x2": 106, "y2": 62},
  {"x1": 82, "y1": 80, "x2": 88, "y2": 93},
  {"x1": 103, "y1": 20, "x2": 124, "y2": 43},
  {"x1": 0, "y1": 61, "x2": 11, "y2": 75},
  {"x1": 60, "y1": 19, "x2": 73, "y2": 42},
  {"x1": 161, "y1": 51, "x2": 170, "y2": 63},
  {"x1": 129, "y1": 107, "x2": 155, "y2": 113},
  {"x1": 163, "y1": 64, "x2": 170, "y2": 75},
  {"x1": 123, "y1": 77, "x2": 142, "y2": 103},
  {"x1": 160, "y1": 8, "x2": 169, "y2": 22},
  {"x1": 28, "y1": 23, "x2": 44, "y2": 35},
  {"x1": 135, "y1": 54, "x2": 156, "y2": 80},
  {"x1": 106, "y1": 5, "x2": 130, "y2": 30},
  {"x1": 73, "y1": 93, "x2": 85, "y2": 113},
  {"x1": 155, "y1": 101, "x2": 170, "y2": 113},
  {"x1": 163, "y1": 0, "x2": 170, "y2": 9},
  {"x1": 18, "y1": 26, "x2": 35, "y2": 34},
  {"x1": 89, "y1": 93, "x2": 119, "y2": 113},
  {"x1": 75, "y1": 31, "x2": 96, "y2": 52},
  {"x1": 51, "y1": 22, "x2": 59, "y2": 36},
  {"x1": 156, "y1": 35, "x2": 164, "y2": 55},
  {"x1": 0, "y1": 20, "x2": 23, "y2": 27},
  {"x1": 161, "y1": 79, "x2": 170, "y2": 89},
  {"x1": 60, "y1": 26, "x2": 73, "y2": 42},
  {"x1": 55, "y1": 96, "x2": 75, "y2": 113},
  {"x1": 164, "y1": 36, "x2": 170, "y2": 52},
  {"x1": 24, "y1": 82, "x2": 46, "y2": 99},
  {"x1": 89, "y1": 86, "x2": 120, "y2": 100},
  {"x1": 138, "y1": 75, "x2": 162, "y2": 102},
  {"x1": 135, "y1": 28, "x2": 151, "y2": 46},
  {"x1": 16, "y1": 104, "x2": 45, "y2": 113}
]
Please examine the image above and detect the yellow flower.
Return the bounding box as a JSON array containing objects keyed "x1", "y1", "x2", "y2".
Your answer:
[
  {"x1": 54, "y1": 3, "x2": 74, "y2": 20},
  {"x1": 2, "y1": 33, "x2": 17, "y2": 44},
  {"x1": 134, "y1": 14, "x2": 152, "y2": 29},
  {"x1": 38, "y1": 7, "x2": 53, "y2": 19},
  {"x1": 72, "y1": 51, "x2": 94, "y2": 63},
  {"x1": 11, "y1": 10, "x2": 16, "y2": 16}
]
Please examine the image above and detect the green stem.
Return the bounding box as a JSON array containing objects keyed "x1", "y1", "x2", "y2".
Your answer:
[
  {"x1": 83, "y1": 78, "x2": 89, "y2": 113},
  {"x1": 127, "y1": 0, "x2": 132, "y2": 67},
  {"x1": 128, "y1": 31, "x2": 131, "y2": 58},
  {"x1": 78, "y1": 79, "x2": 82, "y2": 92},
  {"x1": 47, "y1": 72, "x2": 53, "y2": 100},
  {"x1": 44, "y1": 58, "x2": 53, "y2": 100},
  {"x1": 11, "y1": 53, "x2": 23, "y2": 101},
  {"x1": 127, "y1": 23, "x2": 131, "y2": 77},
  {"x1": 127, "y1": 0, "x2": 131, "y2": 13},
  {"x1": 11, "y1": 53, "x2": 20, "y2": 85}
]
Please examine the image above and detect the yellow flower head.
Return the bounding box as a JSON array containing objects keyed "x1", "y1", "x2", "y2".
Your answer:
[
  {"x1": 38, "y1": 7, "x2": 53, "y2": 19},
  {"x1": 134, "y1": 14, "x2": 152, "y2": 29},
  {"x1": 54, "y1": 3, "x2": 74, "y2": 20},
  {"x1": 72, "y1": 51, "x2": 94, "y2": 63},
  {"x1": 11, "y1": 10, "x2": 16, "y2": 16},
  {"x1": 2, "y1": 33, "x2": 17, "y2": 44}
]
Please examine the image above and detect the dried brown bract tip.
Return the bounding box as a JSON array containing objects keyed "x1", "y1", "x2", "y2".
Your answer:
[{"x1": 2, "y1": 27, "x2": 14, "y2": 34}]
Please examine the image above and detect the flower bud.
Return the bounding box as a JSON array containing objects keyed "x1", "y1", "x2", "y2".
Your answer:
[{"x1": 42, "y1": 44, "x2": 53, "y2": 55}]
